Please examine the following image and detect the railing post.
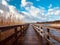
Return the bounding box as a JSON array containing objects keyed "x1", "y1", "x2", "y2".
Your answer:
[
  {"x1": 15, "y1": 27, "x2": 18, "y2": 45},
  {"x1": 20, "y1": 25, "x2": 24, "y2": 34},
  {"x1": 15, "y1": 27, "x2": 17, "y2": 39},
  {"x1": 22, "y1": 26, "x2": 24, "y2": 33},
  {"x1": 0, "y1": 30, "x2": 1, "y2": 41},
  {"x1": 41, "y1": 27, "x2": 42, "y2": 29},
  {"x1": 46, "y1": 28, "x2": 50, "y2": 45},
  {"x1": 20, "y1": 26, "x2": 22, "y2": 34},
  {"x1": 47, "y1": 28, "x2": 50, "y2": 39}
]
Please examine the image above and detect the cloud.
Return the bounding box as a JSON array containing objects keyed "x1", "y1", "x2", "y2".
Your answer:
[
  {"x1": 21, "y1": 0, "x2": 26, "y2": 7},
  {"x1": 0, "y1": 0, "x2": 60, "y2": 22},
  {"x1": 0, "y1": 0, "x2": 9, "y2": 12},
  {"x1": 0, "y1": 0, "x2": 19, "y2": 15},
  {"x1": 0, "y1": 9, "x2": 4, "y2": 14},
  {"x1": 0, "y1": 0, "x2": 18, "y2": 13},
  {"x1": 48, "y1": 4, "x2": 52, "y2": 8},
  {"x1": 21, "y1": 0, "x2": 33, "y2": 7},
  {"x1": 2, "y1": 0, "x2": 8, "y2": 6},
  {"x1": 55, "y1": 10, "x2": 60, "y2": 15},
  {"x1": 9, "y1": 5, "x2": 17, "y2": 13},
  {"x1": 46, "y1": 7, "x2": 60, "y2": 16},
  {"x1": 21, "y1": 0, "x2": 60, "y2": 22},
  {"x1": 21, "y1": 0, "x2": 47, "y2": 22},
  {"x1": 0, "y1": 0, "x2": 25, "y2": 23}
]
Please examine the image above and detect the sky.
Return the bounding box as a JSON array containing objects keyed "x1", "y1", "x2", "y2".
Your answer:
[{"x1": 0, "y1": 0, "x2": 60, "y2": 22}]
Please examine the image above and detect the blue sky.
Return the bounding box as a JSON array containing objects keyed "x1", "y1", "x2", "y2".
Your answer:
[
  {"x1": 0, "y1": 0, "x2": 60, "y2": 22},
  {"x1": 7, "y1": 0, "x2": 60, "y2": 10}
]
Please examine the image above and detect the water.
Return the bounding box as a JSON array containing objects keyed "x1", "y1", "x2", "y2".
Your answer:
[
  {"x1": 37, "y1": 24, "x2": 60, "y2": 45},
  {"x1": 43, "y1": 24, "x2": 60, "y2": 45},
  {"x1": 50, "y1": 29, "x2": 60, "y2": 45}
]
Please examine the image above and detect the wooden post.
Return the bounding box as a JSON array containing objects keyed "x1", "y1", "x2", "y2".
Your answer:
[
  {"x1": 20, "y1": 25, "x2": 23, "y2": 34},
  {"x1": 15, "y1": 27, "x2": 18, "y2": 45},
  {"x1": 0, "y1": 30, "x2": 1, "y2": 41},
  {"x1": 20, "y1": 26, "x2": 22, "y2": 34},
  {"x1": 15, "y1": 27, "x2": 17, "y2": 39},
  {"x1": 41, "y1": 27, "x2": 42, "y2": 29},
  {"x1": 47, "y1": 28, "x2": 50, "y2": 39},
  {"x1": 46, "y1": 28, "x2": 50, "y2": 45},
  {"x1": 22, "y1": 26, "x2": 23, "y2": 33}
]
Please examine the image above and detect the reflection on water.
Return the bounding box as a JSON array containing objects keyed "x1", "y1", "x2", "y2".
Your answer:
[
  {"x1": 43, "y1": 29, "x2": 60, "y2": 45},
  {"x1": 50, "y1": 29, "x2": 60, "y2": 37},
  {"x1": 43, "y1": 24, "x2": 60, "y2": 45},
  {"x1": 50, "y1": 29, "x2": 60, "y2": 45}
]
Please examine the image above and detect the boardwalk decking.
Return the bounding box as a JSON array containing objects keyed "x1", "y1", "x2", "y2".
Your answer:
[
  {"x1": 1, "y1": 24, "x2": 60, "y2": 45},
  {"x1": 1, "y1": 24, "x2": 47, "y2": 45},
  {"x1": 16, "y1": 24, "x2": 43, "y2": 45}
]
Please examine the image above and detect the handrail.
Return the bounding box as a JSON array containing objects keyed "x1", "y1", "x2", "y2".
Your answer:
[
  {"x1": 32, "y1": 24, "x2": 60, "y2": 45},
  {"x1": 0, "y1": 24, "x2": 29, "y2": 45},
  {"x1": 33, "y1": 24, "x2": 60, "y2": 32},
  {"x1": 0, "y1": 24, "x2": 29, "y2": 32}
]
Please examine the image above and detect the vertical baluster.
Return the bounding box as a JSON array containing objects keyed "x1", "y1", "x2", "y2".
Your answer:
[
  {"x1": 15, "y1": 27, "x2": 17, "y2": 39},
  {"x1": 20, "y1": 26, "x2": 22, "y2": 34},
  {"x1": 0, "y1": 30, "x2": 1, "y2": 41},
  {"x1": 46, "y1": 28, "x2": 50, "y2": 45},
  {"x1": 47, "y1": 28, "x2": 50, "y2": 39},
  {"x1": 21, "y1": 25, "x2": 24, "y2": 34},
  {"x1": 14, "y1": 27, "x2": 18, "y2": 45},
  {"x1": 22, "y1": 26, "x2": 23, "y2": 33}
]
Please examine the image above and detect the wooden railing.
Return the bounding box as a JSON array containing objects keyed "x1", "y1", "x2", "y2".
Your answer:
[
  {"x1": 32, "y1": 24, "x2": 60, "y2": 45},
  {"x1": 0, "y1": 24, "x2": 29, "y2": 45}
]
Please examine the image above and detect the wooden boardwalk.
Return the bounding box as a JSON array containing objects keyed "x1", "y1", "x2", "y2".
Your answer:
[
  {"x1": 16, "y1": 24, "x2": 44, "y2": 45},
  {"x1": 0, "y1": 24, "x2": 47, "y2": 45},
  {"x1": 1, "y1": 24, "x2": 60, "y2": 45}
]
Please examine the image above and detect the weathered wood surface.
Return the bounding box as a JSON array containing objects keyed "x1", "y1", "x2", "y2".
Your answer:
[
  {"x1": 17, "y1": 24, "x2": 45, "y2": 45},
  {"x1": 0, "y1": 24, "x2": 46, "y2": 45},
  {"x1": 0, "y1": 24, "x2": 29, "y2": 45}
]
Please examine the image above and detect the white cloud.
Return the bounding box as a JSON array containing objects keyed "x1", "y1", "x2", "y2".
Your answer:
[
  {"x1": 20, "y1": 11, "x2": 34, "y2": 21},
  {"x1": 21, "y1": 0, "x2": 60, "y2": 22},
  {"x1": 0, "y1": 0, "x2": 18, "y2": 13},
  {"x1": 2, "y1": 0, "x2": 8, "y2": 5},
  {"x1": 20, "y1": 0, "x2": 49, "y2": 22},
  {"x1": 46, "y1": 7, "x2": 60, "y2": 16},
  {"x1": 29, "y1": 6, "x2": 40, "y2": 17},
  {"x1": 49, "y1": 4, "x2": 52, "y2": 8},
  {"x1": 0, "y1": 0, "x2": 9, "y2": 12},
  {"x1": 0, "y1": 9, "x2": 4, "y2": 14},
  {"x1": 0, "y1": 0, "x2": 19, "y2": 14},
  {"x1": 21, "y1": 0, "x2": 33, "y2": 7},
  {"x1": 9, "y1": 5, "x2": 16, "y2": 13},
  {"x1": 0, "y1": 0, "x2": 60, "y2": 22},
  {"x1": 21, "y1": 0, "x2": 27, "y2": 7},
  {"x1": 0, "y1": 0, "x2": 25, "y2": 23},
  {"x1": 55, "y1": 10, "x2": 60, "y2": 15}
]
